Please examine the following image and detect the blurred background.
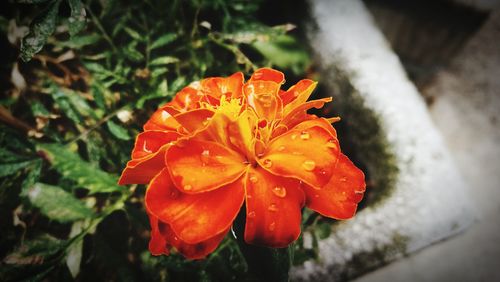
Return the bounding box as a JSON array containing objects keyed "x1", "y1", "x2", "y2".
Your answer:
[{"x1": 0, "y1": 0, "x2": 499, "y2": 281}]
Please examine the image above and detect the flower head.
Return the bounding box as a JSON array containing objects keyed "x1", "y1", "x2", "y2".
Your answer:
[{"x1": 119, "y1": 68, "x2": 366, "y2": 259}]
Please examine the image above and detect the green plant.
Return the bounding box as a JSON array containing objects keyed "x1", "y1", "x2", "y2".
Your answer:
[{"x1": 0, "y1": 0, "x2": 325, "y2": 281}]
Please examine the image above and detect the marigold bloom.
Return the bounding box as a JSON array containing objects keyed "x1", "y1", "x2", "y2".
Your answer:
[{"x1": 119, "y1": 68, "x2": 366, "y2": 259}]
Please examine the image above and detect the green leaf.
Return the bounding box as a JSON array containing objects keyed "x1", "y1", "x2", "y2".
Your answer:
[
  {"x1": 135, "y1": 79, "x2": 169, "y2": 108},
  {"x1": 37, "y1": 143, "x2": 122, "y2": 194},
  {"x1": 106, "y1": 120, "x2": 131, "y2": 140},
  {"x1": 59, "y1": 34, "x2": 100, "y2": 49},
  {"x1": 68, "y1": 0, "x2": 86, "y2": 36},
  {"x1": 66, "y1": 221, "x2": 84, "y2": 278},
  {"x1": 15, "y1": 0, "x2": 51, "y2": 3},
  {"x1": 20, "y1": 0, "x2": 62, "y2": 61},
  {"x1": 150, "y1": 67, "x2": 168, "y2": 79},
  {"x1": 27, "y1": 183, "x2": 93, "y2": 223},
  {"x1": 251, "y1": 35, "x2": 311, "y2": 74},
  {"x1": 123, "y1": 42, "x2": 144, "y2": 62},
  {"x1": 0, "y1": 160, "x2": 34, "y2": 177},
  {"x1": 123, "y1": 27, "x2": 143, "y2": 41},
  {"x1": 21, "y1": 159, "x2": 42, "y2": 195},
  {"x1": 51, "y1": 88, "x2": 82, "y2": 124},
  {"x1": 149, "y1": 56, "x2": 179, "y2": 66},
  {"x1": 149, "y1": 33, "x2": 177, "y2": 50}
]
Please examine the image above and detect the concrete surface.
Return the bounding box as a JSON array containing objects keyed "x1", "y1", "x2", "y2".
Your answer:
[
  {"x1": 292, "y1": 0, "x2": 475, "y2": 280},
  {"x1": 355, "y1": 8, "x2": 500, "y2": 282}
]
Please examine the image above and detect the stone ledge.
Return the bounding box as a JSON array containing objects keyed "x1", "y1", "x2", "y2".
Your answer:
[{"x1": 291, "y1": 0, "x2": 475, "y2": 280}]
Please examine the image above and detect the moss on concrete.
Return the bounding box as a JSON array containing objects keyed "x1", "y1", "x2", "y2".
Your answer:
[{"x1": 315, "y1": 66, "x2": 399, "y2": 209}]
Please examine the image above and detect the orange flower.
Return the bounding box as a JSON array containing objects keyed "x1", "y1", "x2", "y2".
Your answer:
[{"x1": 119, "y1": 68, "x2": 366, "y2": 259}]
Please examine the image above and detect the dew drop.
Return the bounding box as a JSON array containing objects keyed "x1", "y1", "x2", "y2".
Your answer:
[
  {"x1": 340, "y1": 177, "x2": 347, "y2": 182},
  {"x1": 142, "y1": 141, "x2": 152, "y2": 153},
  {"x1": 326, "y1": 139, "x2": 338, "y2": 149},
  {"x1": 268, "y1": 203, "x2": 278, "y2": 212},
  {"x1": 300, "y1": 131, "x2": 310, "y2": 140},
  {"x1": 302, "y1": 160, "x2": 316, "y2": 171},
  {"x1": 292, "y1": 151, "x2": 303, "y2": 156},
  {"x1": 249, "y1": 175, "x2": 259, "y2": 183},
  {"x1": 263, "y1": 159, "x2": 273, "y2": 168},
  {"x1": 291, "y1": 134, "x2": 298, "y2": 140},
  {"x1": 183, "y1": 184, "x2": 193, "y2": 191},
  {"x1": 161, "y1": 110, "x2": 170, "y2": 121},
  {"x1": 277, "y1": 145, "x2": 286, "y2": 152},
  {"x1": 200, "y1": 149, "x2": 210, "y2": 163},
  {"x1": 268, "y1": 222, "x2": 276, "y2": 231},
  {"x1": 320, "y1": 169, "x2": 327, "y2": 175},
  {"x1": 272, "y1": 186, "x2": 286, "y2": 198},
  {"x1": 248, "y1": 211, "x2": 256, "y2": 218},
  {"x1": 314, "y1": 194, "x2": 320, "y2": 198},
  {"x1": 170, "y1": 190, "x2": 178, "y2": 198}
]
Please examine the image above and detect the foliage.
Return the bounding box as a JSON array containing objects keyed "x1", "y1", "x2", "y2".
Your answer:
[{"x1": 0, "y1": 0, "x2": 327, "y2": 281}]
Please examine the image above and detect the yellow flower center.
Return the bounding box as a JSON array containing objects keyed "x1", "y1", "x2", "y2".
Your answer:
[{"x1": 216, "y1": 95, "x2": 242, "y2": 120}]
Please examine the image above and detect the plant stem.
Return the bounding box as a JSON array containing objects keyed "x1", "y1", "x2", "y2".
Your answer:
[
  {"x1": 232, "y1": 208, "x2": 292, "y2": 282},
  {"x1": 85, "y1": 4, "x2": 118, "y2": 54}
]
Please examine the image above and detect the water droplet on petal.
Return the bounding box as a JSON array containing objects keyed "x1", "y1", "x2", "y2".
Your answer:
[
  {"x1": 302, "y1": 160, "x2": 316, "y2": 171},
  {"x1": 300, "y1": 131, "x2": 310, "y2": 140},
  {"x1": 320, "y1": 169, "x2": 327, "y2": 175},
  {"x1": 268, "y1": 203, "x2": 278, "y2": 212},
  {"x1": 170, "y1": 190, "x2": 178, "y2": 198},
  {"x1": 183, "y1": 184, "x2": 192, "y2": 191},
  {"x1": 161, "y1": 110, "x2": 170, "y2": 121},
  {"x1": 277, "y1": 145, "x2": 286, "y2": 152},
  {"x1": 340, "y1": 177, "x2": 347, "y2": 182},
  {"x1": 142, "y1": 141, "x2": 152, "y2": 153},
  {"x1": 326, "y1": 139, "x2": 338, "y2": 149},
  {"x1": 268, "y1": 222, "x2": 276, "y2": 231},
  {"x1": 249, "y1": 175, "x2": 259, "y2": 183},
  {"x1": 263, "y1": 159, "x2": 273, "y2": 168},
  {"x1": 314, "y1": 194, "x2": 320, "y2": 198},
  {"x1": 272, "y1": 186, "x2": 286, "y2": 198},
  {"x1": 200, "y1": 149, "x2": 210, "y2": 164},
  {"x1": 292, "y1": 151, "x2": 303, "y2": 156},
  {"x1": 248, "y1": 211, "x2": 256, "y2": 218},
  {"x1": 291, "y1": 134, "x2": 298, "y2": 140}
]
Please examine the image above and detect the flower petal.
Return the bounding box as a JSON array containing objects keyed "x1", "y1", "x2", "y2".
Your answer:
[
  {"x1": 118, "y1": 145, "x2": 168, "y2": 185},
  {"x1": 132, "y1": 131, "x2": 180, "y2": 159},
  {"x1": 166, "y1": 138, "x2": 247, "y2": 193},
  {"x1": 201, "y1": 72, "x2": 245, "y2": 100},
  {"x1": 292, "y1": 117, "x2": 337, "y2": 138},
  {"x1": 244, "y1": 167, "x2": 305, "y2": 248},
  {"x1": 259, "y1": 125, "x2": 339, "y2": 189},
  {"x1": 245, "y1": 80, "x2": 282, "y2": 121},
  {"x1": 145, "y1": 168, "x2": 244, "y2": 244},
  {"x1": 170, "y1": 86, "x2": 204, "y2": 111},
  {"x1": 280, "y1": 79, "x2": 317, "y2": 106},
  {"x1": 172, "y1": 108, "x2": 214, "y2": 133},
  {"x1": 143, "y1": 107, "x2": 181, "y2": 131},
  {"x1": 158, "y1": 221, "x2": 228, "y2": 260},
  {"x1": 303, "y1": 153, "x2": 366, "y2": 219},
  {"x1": 250, "y1": 68, "x2": 285, "y2": 84},
  {"x1": 281, "y1": 97, "x2": 332, "y2": 129},
  {"x1": 227, "y1": 109, "x2": 258, "y2": 160},
  {"x1": 148, "y1": 215, "x2": 169, "y2": 256}
]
